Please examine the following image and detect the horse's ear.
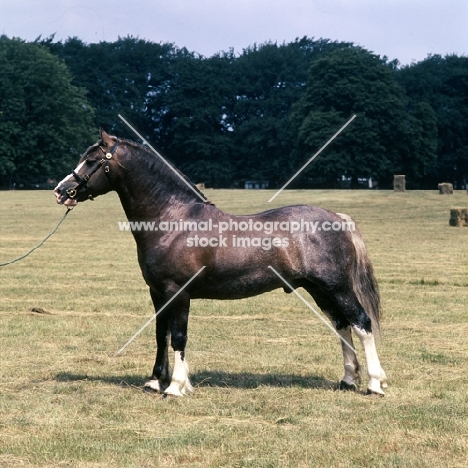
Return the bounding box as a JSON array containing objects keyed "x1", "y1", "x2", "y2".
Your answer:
[{"x1": 100, "y1": 129, "x2": 114, "y2": 148}]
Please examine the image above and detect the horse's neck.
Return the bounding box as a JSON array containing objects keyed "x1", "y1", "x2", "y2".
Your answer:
[{"x1": 115, "y1": 151, "x2": 200, "y2": 221}]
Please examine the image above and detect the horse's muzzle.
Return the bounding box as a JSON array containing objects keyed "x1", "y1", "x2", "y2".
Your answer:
[{"x1": 54, "y1": 186, "x2": 78, "y2": 206}]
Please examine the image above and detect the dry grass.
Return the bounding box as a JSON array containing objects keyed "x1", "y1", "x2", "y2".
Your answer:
[{"x1": 1, "y1": 189, "x2": 467, "y2": 467}]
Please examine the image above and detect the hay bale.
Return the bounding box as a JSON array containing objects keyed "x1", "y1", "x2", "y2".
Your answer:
[
  {"x1": 393, "y1": 175, "x2": 405, "y2": 192},
  {"x1": 438, "y1": 182, "x2": 453, "y2": 194},
  {"x1": 449, "y1": 208, "x2": 468, "y2": 227}
]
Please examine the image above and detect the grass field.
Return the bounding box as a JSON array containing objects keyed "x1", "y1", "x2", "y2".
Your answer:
[{"x1": 1, "y1": 189, "x2": 467, "y2": 467}]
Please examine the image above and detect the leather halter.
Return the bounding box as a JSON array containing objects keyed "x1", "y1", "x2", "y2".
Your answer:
[{"x1": 66, "y1": 142, "x2": 120, "y2": 200}]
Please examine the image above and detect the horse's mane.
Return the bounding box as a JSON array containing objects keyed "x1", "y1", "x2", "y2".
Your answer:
[{"x1": 105, "y1": 135, "x2": 208, "y2": 204}]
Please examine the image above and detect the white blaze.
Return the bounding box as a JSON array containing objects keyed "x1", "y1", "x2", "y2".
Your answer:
[{"x1": 57, "y1": 160, "x2": 86, "y2": 187}]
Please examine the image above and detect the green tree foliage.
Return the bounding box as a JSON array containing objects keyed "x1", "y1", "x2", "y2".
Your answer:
[
  {"x1": 46, "y1": 37, "x2": 233, "y2": 185},
  {"x1": 146, "y1": 49, "x2": 237, "y2": 187},
  {"x1": 396, "y1": 55, "x2": 468, "y2": 188},
  {"x1": 45, "y1": 36, "x2": 352, "y2": 188},
  {"x1": 290, "y1": 46, "x2": 438, "y2": 188},
  {"x1": 229, "y1": 38, "x2": 351, "y2": 187},
  {"x1": 145, "y1": 38, "x2": 348, "y2": 187},
  {"x1": 44, "y1": 36, "x2": 177, "y2": 140},
  {"x1": 0, "y1": 37, "x2": 95, "y2": 188},
  {"x1": 5, "y1": 35, "x2": 462, "y2": 189}
]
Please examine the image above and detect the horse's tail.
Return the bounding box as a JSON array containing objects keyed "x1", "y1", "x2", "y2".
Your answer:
[{"x1": 337, "y1": 213, "x2": 381, "y2": 338}]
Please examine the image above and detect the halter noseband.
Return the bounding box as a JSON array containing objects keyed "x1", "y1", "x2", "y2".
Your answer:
[{"x1": 66, "y1": 142, "x2": 120, "y2": 200}]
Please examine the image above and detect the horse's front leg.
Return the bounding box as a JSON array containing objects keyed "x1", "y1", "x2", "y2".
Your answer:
[
  {"x1": 164, "y1": 291, "x2": 194, "y2": 397},
  {"x1": 144, "y1": 290, "x2": 171, "y2": 393},
  {"x1": 144, "y1": 315, "x2": 171, "y2": 393}
]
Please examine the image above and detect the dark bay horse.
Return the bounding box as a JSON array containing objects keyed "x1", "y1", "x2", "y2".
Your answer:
[{"x1": 54, "y1": 130, "x2": 387, "y2": 396}]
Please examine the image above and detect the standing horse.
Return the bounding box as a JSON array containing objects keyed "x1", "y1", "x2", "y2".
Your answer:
[{"x1": 54, "y1": 130, "x2": 387, "y2": 396}]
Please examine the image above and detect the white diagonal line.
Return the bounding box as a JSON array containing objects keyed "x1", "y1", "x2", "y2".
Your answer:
[
  {"x1": 116, "y1": 266, "x2": 206, "y2": 356},
  {"x1": 268, "y1": 266, "x2": 357, "y2": 355},
  {"x1": 268, "y1": 114, "x2": 356, "y2": 203},
  {"x1": 118, "y1": 114, "x2": 207, "y2": 202}
]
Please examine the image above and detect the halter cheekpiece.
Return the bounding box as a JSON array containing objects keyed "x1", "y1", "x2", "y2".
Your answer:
[{"x1": 66, "y1": 142, "x2": 120, "y2": 200}]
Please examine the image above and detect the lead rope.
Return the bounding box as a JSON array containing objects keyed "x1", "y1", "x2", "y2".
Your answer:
[{"x1": 0, "y1": 207, "x2": 73, "y2": 267}]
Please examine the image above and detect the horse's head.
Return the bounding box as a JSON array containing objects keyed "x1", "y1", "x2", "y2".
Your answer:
[{"x1": 54, "y1": 130, "x2": 120, "y2": 206}]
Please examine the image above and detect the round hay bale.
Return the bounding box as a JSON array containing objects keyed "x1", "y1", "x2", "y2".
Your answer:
[
  {"x1": 438, "y1": 182, "x2": 453, "y2": 194},
  {"x1": 393, "y1": 175, "x2": 405, "y2": 192},
  {"x1": 449, "y1": 208, "x2": 468, "y2": 227}
]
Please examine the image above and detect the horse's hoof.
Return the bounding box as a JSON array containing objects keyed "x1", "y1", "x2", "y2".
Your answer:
[
  {"x1": 339, "y1": 380, "x2": 358, "y2": 391},
  {"x1": 143, "y1": 385, "x2": 158, "y2": 394},
  {"x1": 366, "y1": 388, "x2": 385, "y2": 397},
  {"x1": 164, "y1": 380, "x2": 195, "y2": 397},
  {"x1": 184, "y1": 382, "x2": 195, "y2": 395},
  {"x1": 381, "y1": 376, "x2": 389, "y2": 389},
  {"x1": 143, "y1": 379, "x2": 163, "y2": 393},
  {"x1": 164, "y1": 386, "x2": 184, "y2": 397}
]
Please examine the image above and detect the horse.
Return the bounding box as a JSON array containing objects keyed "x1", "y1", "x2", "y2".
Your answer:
[{"x1": 54, "y1": 130, "x2": 387, "y2": 396}]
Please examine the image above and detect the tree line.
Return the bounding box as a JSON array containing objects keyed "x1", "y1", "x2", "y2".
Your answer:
[{"x1": 0, "y1": 35, "x2": 466, "y2": 189}]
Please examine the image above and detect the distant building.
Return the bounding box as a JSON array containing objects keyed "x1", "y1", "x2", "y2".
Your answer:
[{"x1": 244, "y1": 180, "x2": 269, "y2": 189}]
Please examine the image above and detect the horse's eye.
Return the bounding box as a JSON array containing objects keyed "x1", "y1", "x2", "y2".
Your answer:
[{"x1": 85, "y1": 159, "x2": 95, "y2": 165}]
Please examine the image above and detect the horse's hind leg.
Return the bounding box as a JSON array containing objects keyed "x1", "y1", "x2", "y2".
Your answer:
[
  {"x1": 332, "y1": 290, "x2": 387, "y2": 395},
  {"x1": 336, "y1": 326, "x2": 364, "y2": 391},
  {"x1": 351, "y1": 325, "x2": 388, "y2": 395},
  {"x1": 305, "y1": 285, "x2": 386, "y2": 395}
]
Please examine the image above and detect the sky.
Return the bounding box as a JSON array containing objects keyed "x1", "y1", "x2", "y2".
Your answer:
[{"x1": 1, "y1": 0, "x2": 467, "y2": 65}]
